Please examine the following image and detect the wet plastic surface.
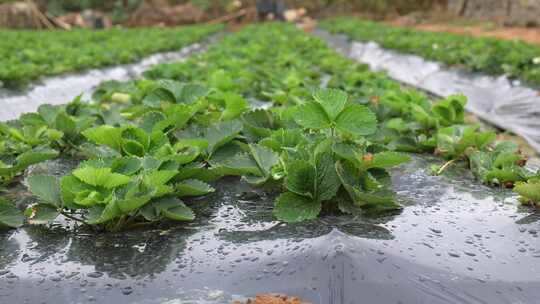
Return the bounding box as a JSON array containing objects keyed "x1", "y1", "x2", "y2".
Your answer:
[
  {"x1": 0, "y1": 43, "x2": 207, "y2": 122},
  {"x1": 1, "y1": 155, "x2": 539, "y2": 304},
  {"x1": 314, "y1": 30, "x2": 540, "y2": 154}
]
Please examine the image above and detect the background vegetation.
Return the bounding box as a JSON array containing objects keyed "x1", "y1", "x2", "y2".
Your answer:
[{"x1": 20, "y1": 0, "x2": 445, "y2": 18}]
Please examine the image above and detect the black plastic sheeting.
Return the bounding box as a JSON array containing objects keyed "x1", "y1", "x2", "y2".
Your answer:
[
  {"x1": 1, "y1": 155, "x2": 540, "y2": 304},
  {"x1": 0, "y1": 42, "x2": 208, "y2": 122},
  {"x1": 314, "y1": 30, "x2": 540, "y2": 154}
]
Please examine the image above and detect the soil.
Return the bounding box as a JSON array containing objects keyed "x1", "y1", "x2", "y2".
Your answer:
[
  {"x1": 404, "y1": 22, "x2": 540, "y2": 46},
  {"x1": 233, "y1": 294, "x2": 311, "y2": 304}
]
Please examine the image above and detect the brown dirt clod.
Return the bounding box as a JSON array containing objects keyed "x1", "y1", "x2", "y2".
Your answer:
[{"x1": 233, "y1": 293, "x2": 312, "y2": 304}]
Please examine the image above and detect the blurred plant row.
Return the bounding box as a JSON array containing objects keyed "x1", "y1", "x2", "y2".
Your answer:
[
  {"x1": 321, "y1": 17, "x2": 540, "y2": 86},
  {"x1": 0, "y1": 24, "x2": 221, "y2": 89}
]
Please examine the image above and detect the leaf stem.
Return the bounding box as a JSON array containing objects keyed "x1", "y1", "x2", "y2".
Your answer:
[
  {"x1": 437, "y1": 158, "x2": 458, "y2": 175},
  {"x1": 60, "y1": 211, "x2": 89, "y2": 225},
  {"x1": 112, "y1": 215, "x2": 127, "y2": 232}
]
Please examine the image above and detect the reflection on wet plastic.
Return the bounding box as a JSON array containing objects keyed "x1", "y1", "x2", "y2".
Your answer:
[
  {"x1": 315, "y1": 30, "x2": 540, "y2": 154},
  {"x1": 0, "y1": 43, "x2": 205, "y2": 122},
  {"x1": 1, "y1": 155, "x2": 539, "y2": 304}
]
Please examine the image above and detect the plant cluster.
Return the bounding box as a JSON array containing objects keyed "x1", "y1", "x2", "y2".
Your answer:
[
  {"x1": 1, "y1": 23, "x2": 538, "y2": 231},
  {"x1": 320, "y1": 18, "x2": 540, "y2": 86},
  {"x1": 0, "y1": 24, "x2": 222, "y2": 89}
]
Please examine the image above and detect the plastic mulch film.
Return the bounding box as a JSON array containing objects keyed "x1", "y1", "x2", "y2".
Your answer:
[
  {"x1": 315, "y1": 30, "x2": 540, "y2": 154},
  {"x1": 0, "y1": 43, "x2": 207, "y2": 122},
  {"x1": 1, "y1": 155, "x2": 540, "y2": 303}
]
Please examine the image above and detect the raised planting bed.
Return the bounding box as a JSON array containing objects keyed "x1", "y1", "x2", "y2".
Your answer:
[
  {"x1": 0, "y1": 37, "x2": 217, "y2": 122},
  {"x1": 1, "y1": 154, "x2": 539, "y2": 303},
  {"x1": 0, "y1": 24, "x2": 222, "y2": 89},
  {"x1": 320, "y1": 18, "x2": 540, "y2": 87},
  {"x1": 313, "y1": 28, "x2": 540, "y2": 156},
  {"x1": 1, "y1": 23, "x2": 540, "y2": 303}
]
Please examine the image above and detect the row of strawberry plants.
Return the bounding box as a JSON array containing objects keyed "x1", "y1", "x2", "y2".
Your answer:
[
  {"x1": 320, "y1": 17, "x2": 540, "y2": 86},
  {"x1": 0, "y1": 24, "x2": 222, "y2": 89},
  {"x1": 1, "y1": 23, "x2": 538, "y2": 231}
]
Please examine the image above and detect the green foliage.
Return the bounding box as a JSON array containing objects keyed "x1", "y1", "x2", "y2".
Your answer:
[
  {"x1": 2, "y1": 22, "x2": 537, "y2": 231},
  {"x1": 0, "y1": 198, "x2": 24, "y2": 229},
  {"x1": 436, "y1": 125, "x2": 496, "y2": 160},
  {"x1": 0, "y1": 24, "x2": 222, "y2": 89},
  {"x1": 469, "y1": 142, "x2": 534, "y2": 186},
  {"x1": 321, "y1": 18, "x2": 540, "y2": 86},
  {"x1": 294, "y1": 88, "x2": 377, "y2": 137},
  {"x1": 272, "y1": 87, "x2": 408, "y2": 222},
  {"x1": 514, "y1": 179, "x2": 540, "y2": 206}
]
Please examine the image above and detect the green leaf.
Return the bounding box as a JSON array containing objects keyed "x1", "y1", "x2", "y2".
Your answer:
[
  {"x1": 163, "y1": 204, "x2": 195, "y2": 221},
  {"x1": 0, "y1": 149, "x2": 59, "y2": 180},
  {"x1": 27, "y1": 175, "x2": 61, "y2": 205},
  {"x1": 273, "y1": 192, "x2": 321, "y2": 222},
  {"x1": 243, "y1": 174, "x2": 269, "y2": 185},
  {"x1": 24, "y1": 203, "x2": 59, "y2": 225},
  {"x1": 293, "y1": 102, "x2": 331, "y2": 129},
  {"x1": 15, "y1": 148, "x2": 59, "y2": 170},
  {"x1": 111, "y1": 157, "x2": 142, "y2": 175},
  {"x1": 220, "y1": 92, "x2": 249, "y2": 121},
  {"x1": 60, "y1": 175, "x2": 91, "y2": 209},
  {"x1": 162, "y1": 104, "x2": 197, "y2": 130},
  {"x1": 54, "y1": 112, "x2": 76, "y2": 136},
  {"x1": 335, "y1": 104, "x2": 377, "y2": 136},
  {"x1": 249, "y1": 144, "x2": 279, "y2": 177},
  {"x1": 365, "y1": 152, "x2": 410, "y2": 169},
  {"x1": 332, "y1": 142, "x2": 361, "y2": 165},
  {"x1": 209, "y1": 69, "x2": 234, "y2": 91},
  {"x1": 493, "y1": 153, "x2": 521, "y2": 168},
  {"x1": 205, "y1": 120, "x2": 243, "y2": 155},
  {"x1": 432, "y1": 94, "x2": 466, "y2": 126},
  {"x1": 220, "y1": 153, "x2": 261, "y2": 176},
  {"x1": 86, "y1": 200, "x2": 122, "y2": 225},
  {"x1": 143, "y1": 87, "x2": 176, "y2": 107},
  {"x1": 144, "y1": 170, "x2": 177, "y2": 187},
  {"x1": 141, "y1": 197, "x2": 194, "y2": 221},
  {"x1": 176, "y1": 83, "x2": 209, "y2": 104},
  {"x1": 177, "y1": 179, "x2": 215, "y2": 196},
  {"x1": 74, "y1": 190, "x2": 108, "y2": 207},
  {"x1": 139, "y1": 111, "x2": 166, "y2": 133},
  {"x1": 260, "y1": 128, "x2": 305, "y2": 152},
  {"x1": 315, "y1": 153, "x2": 341, "y2": 201},
  {"x1": 242, "y1": 109, "x2": 276, "y2": 139},
  {"x1": 82, "y1": 125, "x2": 123, "y2": 152},
  {"x1": 285, "y1": 160, "x2": 315, "y2": 198},
  {"x1": 313, "y1": 88, "x2": 348, "y2": 120},
  {"x1": 72, "y1": 167, "x2": 131, "y2": 189},
  {"x1": 335, "y1": 160, "x2": 398, "y2": 212},
  {"x1": 117, "y1": 191, "x2": 154, "y2": 213},
  {"x1": 0, "y1": 199, "x2": 24, "y2": 228},
  {"x1": 208, "y1": 142, "x2": 243, "y2": 166},
  {"x1": 38, "y1": 104, "x2": 61, "y2": 124},
  {"x1": 355, "y1": 191, "x2": 401, "y2": 215}
]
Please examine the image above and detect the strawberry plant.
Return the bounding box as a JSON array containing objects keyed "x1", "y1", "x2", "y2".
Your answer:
[
  {"x1": 514, "y1": 179, "x2": 540, "y2": 207},
  {"x1": 273, "y1": 89, "x2": 409, "y2": 222}
]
